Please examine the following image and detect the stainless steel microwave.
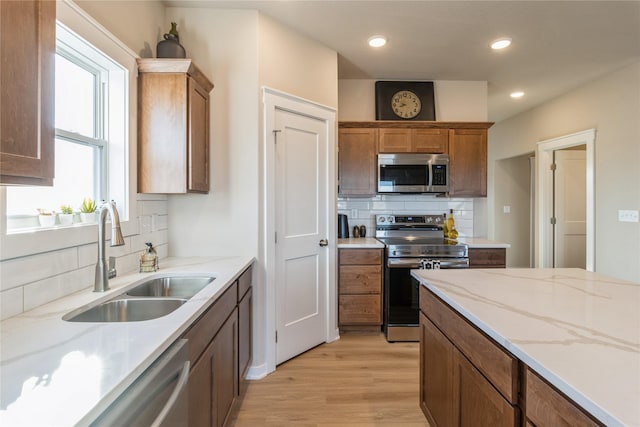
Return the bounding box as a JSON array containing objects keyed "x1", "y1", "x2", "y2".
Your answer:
[{"x1": 377, "y1": 153, "x2": 449, "y2": 193}]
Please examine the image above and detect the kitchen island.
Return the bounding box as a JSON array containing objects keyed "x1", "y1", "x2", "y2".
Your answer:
[
  {"x1": 0, "y1": 256, "x2": 254, "y2": 426},
  {"x1": 412, "y1": 268, "x2": 639, "y2": 427}
]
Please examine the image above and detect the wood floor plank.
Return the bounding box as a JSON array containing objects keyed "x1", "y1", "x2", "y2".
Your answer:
[{"x1": 229, "y1": 333, "x2": 430, "y2": 426}]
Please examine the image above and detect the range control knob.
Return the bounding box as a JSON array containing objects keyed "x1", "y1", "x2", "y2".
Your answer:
[
  {"x1": 379, "y1": 217, "x2": 385, "y2": 223},
  {"x1": 426, "y1": 217, "x2": 433, "y2": 223},
  {"x1": 388, "y1": 216, "x2": 395, "y2": 223}
]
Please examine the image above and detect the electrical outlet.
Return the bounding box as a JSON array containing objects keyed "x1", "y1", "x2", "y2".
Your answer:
[
  {"x1": 351, "y1": 209, "x2": 358, "y2": 219},
  {"x1": 503, "y1": 205, "x2": 511, "y2": 214},
  {"x1": 618, "y1": 209, "x2": 639, "y2": 223}
]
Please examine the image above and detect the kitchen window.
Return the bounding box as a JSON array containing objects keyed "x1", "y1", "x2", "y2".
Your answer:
[{"x1": 6, "y1": 23, "x2": 127, "y2": 232}]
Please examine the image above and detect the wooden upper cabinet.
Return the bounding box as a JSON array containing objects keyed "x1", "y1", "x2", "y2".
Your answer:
[
  {"x1": 378, "y1": 128, "x2": 411, "y2": 152},
  {"x1": 379, "y1": 128, "x2": 448, "y2": 153},
  {"x1": 0, "y1": 0, "x2": 55, "y2": 186},
  {"x1": 449, "y1": 128, "x2": 487, "y2": 197},
  {"x1": 137, "y1": 59, "x2": 214, "y2": 194},
  {"x1": 338, "y1": 128, "x2": 378, "y2": 196},
  {"x1": 413, "y1": 128, "x2": 449, "y2": 153}
]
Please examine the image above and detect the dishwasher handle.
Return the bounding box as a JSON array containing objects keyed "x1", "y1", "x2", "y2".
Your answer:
[{"x1": 151, "y1": 360, "x2": 190, "y2": 427}]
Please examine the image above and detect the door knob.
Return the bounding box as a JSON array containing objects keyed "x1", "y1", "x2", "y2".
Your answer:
[{"x1": 319, "y1": 239, "x2": 328, "y2": 247}]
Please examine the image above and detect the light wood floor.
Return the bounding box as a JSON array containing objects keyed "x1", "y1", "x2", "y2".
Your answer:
[{"x1": 229, "y1": 333, "x2": 430, "y2": 426}]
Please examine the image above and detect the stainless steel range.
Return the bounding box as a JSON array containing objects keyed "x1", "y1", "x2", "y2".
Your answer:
[{"x1": 375, "y1": 214, "x2": 469, "y2": 342}]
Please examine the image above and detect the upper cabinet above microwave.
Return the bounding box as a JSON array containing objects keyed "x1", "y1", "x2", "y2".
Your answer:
[
  {"x1": 137, "y1": 59, "x2": 214, "y2": 194},
  {"x1": 0, "y1": 0, "x2": 55, "y2": 186},
  {"x1": 379, "y1": 128, "x2": 448, "y2": 154},
  {"x1": 338, "y1": 121, "x2": 493, "y2": 197}
]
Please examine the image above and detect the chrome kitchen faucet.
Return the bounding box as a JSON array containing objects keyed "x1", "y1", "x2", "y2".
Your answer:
[{"x1": 94, "y1": 200, "x2": 125, "y2": 292}]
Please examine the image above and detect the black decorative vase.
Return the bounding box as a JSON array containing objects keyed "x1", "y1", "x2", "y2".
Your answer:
[{"x1": 157, "y1": 33, "x2": 186, "y2": 58}]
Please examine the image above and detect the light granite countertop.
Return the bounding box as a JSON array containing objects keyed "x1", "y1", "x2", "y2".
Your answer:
[
  {"x1": 412, "y1": 268, "x2": 640, "y2": 427},
  {"x1": 456, "y1": 237, "x2": 511, "y2": 248},
  {"x1": 0, "y1": 256, "x2": 254, "y2": 427},
  {"x1": 337, "y1": 237, "x2": 385, "y2": 249}
]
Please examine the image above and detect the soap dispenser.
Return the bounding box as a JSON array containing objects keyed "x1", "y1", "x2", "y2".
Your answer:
[{"x1": 140, "y1": 242, "x2": 159, "y2": 272}]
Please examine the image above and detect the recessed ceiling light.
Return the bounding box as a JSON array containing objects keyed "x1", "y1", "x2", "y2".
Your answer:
[
  {"x1": 510, "y1": 91, "x2": 525, "y2": 98},
  {"x1": 368, "y1": 35, "x2": 387, "y2": 48},
  {"x1": 491, "y1": 38, "x2": 512, "y2": 50}
]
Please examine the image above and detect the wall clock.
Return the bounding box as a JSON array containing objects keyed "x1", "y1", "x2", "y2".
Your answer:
[{"x1": 375, "y1": 81, "x2": 435, "y2": 121}]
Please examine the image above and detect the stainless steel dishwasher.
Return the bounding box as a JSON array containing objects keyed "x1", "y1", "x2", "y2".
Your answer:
[{"x1": 90, "y1": 339, "x2": 190, "y2": 427}]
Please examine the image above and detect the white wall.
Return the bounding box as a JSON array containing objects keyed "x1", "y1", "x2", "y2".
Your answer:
[
  {"x1": 165, "y1": 8, "x2": 260, "y2": 259},
  {"x1": 338, "y1": 79, "x2": 488, "y2": 121},
  {"x1": 489, "y1": 62, "x2": 640, "y2": 282}
]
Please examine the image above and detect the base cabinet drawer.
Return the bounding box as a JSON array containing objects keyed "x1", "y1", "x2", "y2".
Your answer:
[
  {"x1": 525, "y1": 368, "x2": 602, "y2": 427},
  {"x1": 469, "y1": 248, "x2": 506, "y2": 268},
  {"x1": 339, "y1": 295, "x2": 381, "y2": 324}
]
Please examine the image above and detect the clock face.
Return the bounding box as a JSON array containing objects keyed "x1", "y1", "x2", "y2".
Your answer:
[{"x1": 391, "y1": 90, "x2": 422, "y2": 119}]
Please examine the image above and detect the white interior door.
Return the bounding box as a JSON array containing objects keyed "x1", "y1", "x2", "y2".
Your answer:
[
  {"x1": 275, "y1": 108, "x2": 328, "y2": 365},
  {"x1": 554, "y1": 149, "x2": 587, "y2": 268}
]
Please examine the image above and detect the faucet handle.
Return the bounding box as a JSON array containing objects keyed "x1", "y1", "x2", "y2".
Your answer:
[{"x1": 108, "y1": 256, "x2": 117, "y2": 279}]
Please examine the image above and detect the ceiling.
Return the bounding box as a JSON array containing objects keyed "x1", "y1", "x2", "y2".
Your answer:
[{"x1": 165, "y1": 1, "x2": 640, "y2": 122}]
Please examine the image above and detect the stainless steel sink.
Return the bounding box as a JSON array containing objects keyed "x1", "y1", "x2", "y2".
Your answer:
[
  {"x1": 126, "y1": 276, "x2": 215, "y2": 298},
  {"x1": 63, "y1": 298, "x2": 187, "y2": 322}
]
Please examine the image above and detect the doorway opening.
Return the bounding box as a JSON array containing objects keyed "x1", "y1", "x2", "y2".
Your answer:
[{"x1": 535, "y1": 129, "x2": 595, "y2": 270}]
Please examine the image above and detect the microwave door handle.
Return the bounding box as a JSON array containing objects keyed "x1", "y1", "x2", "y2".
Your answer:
[{"x1": 428, "y1": 164, "x2": 433, "y2": 189}]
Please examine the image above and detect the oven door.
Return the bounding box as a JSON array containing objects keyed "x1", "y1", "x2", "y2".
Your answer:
[{"x1": 384, "y1": 258, "x2": 422, "y2": 342}]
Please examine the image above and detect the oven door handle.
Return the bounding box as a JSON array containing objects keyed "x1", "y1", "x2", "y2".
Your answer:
[
  {"x1": 387, "y1": 259, "x2": 421, "y2": 268},
  {"x1": 387, "y1": 258, "x2": 469, "y2": 269}
]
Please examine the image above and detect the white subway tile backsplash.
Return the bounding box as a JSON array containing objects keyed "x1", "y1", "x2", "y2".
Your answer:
[
  {"x1": 0, "y1": 248, "x2": 78, "y2": 292},
  {"x1": 23, "y1": 267, "x2": 92, "y2": 312},
  {"x1": 337, "y1": 194, "x2": 476, "y2": 237},
  {"x1": 1, "y1": 287, "x2": 23, "y2": 320},
  {"x1": 140, "y1": 200, "x2": 169, "y2": 216}
]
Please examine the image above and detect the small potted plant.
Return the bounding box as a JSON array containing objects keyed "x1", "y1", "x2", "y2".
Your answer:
[
  {"x1": 37, "y1": 208, "x2": 56, "y2": 227},
  {"x1": 59, "y1": 205, "x2": 74, "y2": 226},
  {"x1": 79, "y1": 198, "x2": 97, "y2": 223}
]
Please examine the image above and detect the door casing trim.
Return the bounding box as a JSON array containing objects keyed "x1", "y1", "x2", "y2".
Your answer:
[{"x1": 535, "y1": 129, "x2": 595, "y2": 270}]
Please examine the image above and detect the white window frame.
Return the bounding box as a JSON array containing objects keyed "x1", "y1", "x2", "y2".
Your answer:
[{"x1": 0, "y1": 0, "x2": 139, "y2": 260}]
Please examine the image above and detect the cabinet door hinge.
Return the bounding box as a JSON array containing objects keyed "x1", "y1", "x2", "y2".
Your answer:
[
  {"x1": 550, "y1": 162, "x2": 557, "y2": 171},
  {"x1": 550, "y1": 217, "x2": 557, "y2": 225}
]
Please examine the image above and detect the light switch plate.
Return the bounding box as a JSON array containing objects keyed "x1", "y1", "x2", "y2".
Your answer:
[
  {"x1": 618, "y1": 209, "x2": 639, "y2": 223},
  {"x1": 503, "y1": 206, "x2": 511, "y2": 214}
]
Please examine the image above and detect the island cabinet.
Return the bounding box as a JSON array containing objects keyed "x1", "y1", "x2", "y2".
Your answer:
[
  {"x1": 419, "y1": 286, "x2": 519, "y2": 427},
  {"x1": 183, "y1": 264, "x2": 253, "y2": 427},
  {"x1": 137, "y1": 59, "x2": 214, "y2": 194},
  {"x1": 338, "y1": 248, "x2": 383, "y2": 330},
  {"x1": 468, "y1": 248, "x2": 506, "y2": 268},
  {"x1": 524, "y1": 368, "x2": 601, "y2": 427},
  {"x1": 0, "y1": 0, "x2": 55, "y2": 186},
  {"x1": 338, "y1": 128, "x2": 378, "y2": 195},
  {"x1": 449, "y1": 128, "x2": 487, "y2": 197}
]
